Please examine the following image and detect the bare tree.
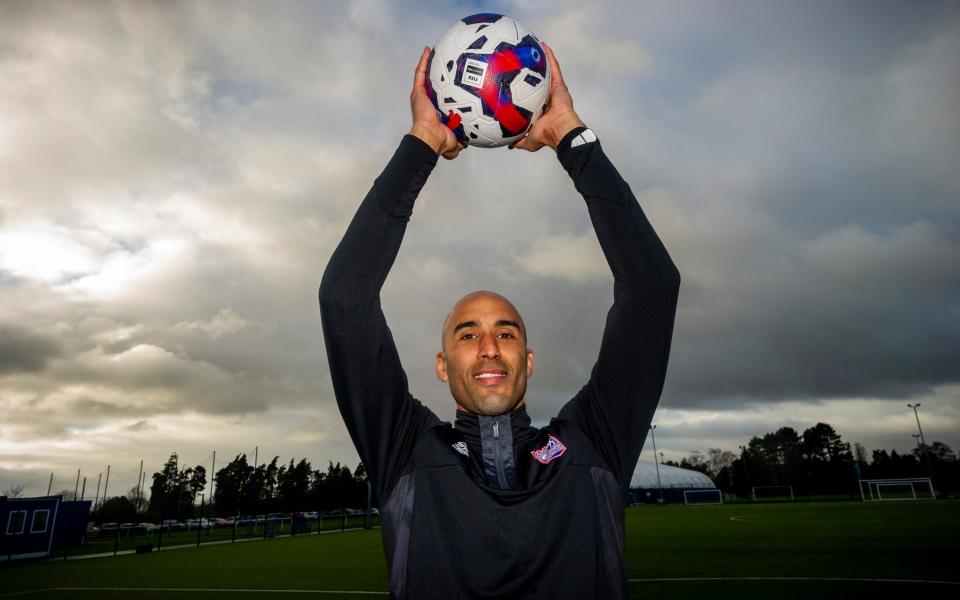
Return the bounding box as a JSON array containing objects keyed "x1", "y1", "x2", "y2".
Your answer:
[
  {"x1": 853, "y1": 442, "x2": 868, "y2": 464},
  {"x1": 706, "y1": 448, "x2": 737, "y2": 477},
  {"x1": 125, "y1": 485, "x2": 145, "y2": 510},
  {"x1": 2, "y1": 484, "x2": 25, "y2": 498}
]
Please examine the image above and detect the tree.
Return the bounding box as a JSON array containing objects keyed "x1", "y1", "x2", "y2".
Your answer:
[
  {"x1": 278, "y1": 458, "x2": 313, "y2": 512},
  {"x1": 800, "y1": 423, "x2": 854, "y2": 495},
  {"x1": 148, "y1": 453, "x2": 208, "y2": 520},
  {"x1": 214, "y1": 454, "x2": 253, "y2": 516},
  {"x1": 912, "y1": 441, "x2": 959, "y2": 494},
  {"x1": 680, "y1": 451, "x2": 709, "y2": 474},
  {"x1": 706, "y1": 449, "x2": 737, "y2": 478},
  {"x1": 801, "y1": 423, "x2": 851, "y2": 463},
  {"x1": 257, "y1": 457, "x2": 280, "y2": 512},
  {"x1": 2, "y1": 484, "x2": 25, "y2": 498},
  {"x1": 94, "y1": 496, "x2": 137, "y2": 524},
  {"x1": 923, "y1": 442, "x2": 957, "y2": 462},
  {"x1": 746, "y1": 427, "x2": 802, "y2": 487}
]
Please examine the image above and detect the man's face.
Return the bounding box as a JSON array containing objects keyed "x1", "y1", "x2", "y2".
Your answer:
[{"x1": 436, "y1": 291, "x2": 534, "y2": 416}]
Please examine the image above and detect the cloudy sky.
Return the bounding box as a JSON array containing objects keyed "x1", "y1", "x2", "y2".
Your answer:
[{"x1": 1, "y1": 0, "x2": 958, "y2": 498}]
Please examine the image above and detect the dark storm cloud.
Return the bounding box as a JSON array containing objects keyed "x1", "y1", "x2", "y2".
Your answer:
[{"x1": 0, "y1": 325, "x2": 62, "y2": 375}]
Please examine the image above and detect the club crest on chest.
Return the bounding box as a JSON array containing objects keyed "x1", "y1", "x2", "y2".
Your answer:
[{"x1": 531, "y1": 434, "x2": 567, "y2": 464}]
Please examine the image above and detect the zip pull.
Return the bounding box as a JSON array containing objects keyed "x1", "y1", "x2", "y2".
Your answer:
[{"x1": 492, "y1": 418, "x2": 500, "y2": 439}]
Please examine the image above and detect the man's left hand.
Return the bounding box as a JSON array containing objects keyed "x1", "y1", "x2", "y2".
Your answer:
[{"x1": 510, "y1": 42, "x2": 585, "y2": 153}]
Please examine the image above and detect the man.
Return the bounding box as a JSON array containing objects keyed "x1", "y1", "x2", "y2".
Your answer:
[{"x1": 320, "y1": 43, "x2": 680, "y2": 599}]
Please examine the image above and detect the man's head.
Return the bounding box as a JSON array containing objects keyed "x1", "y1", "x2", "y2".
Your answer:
[{"x1": 436, "y1": 291, "x2": 534, "y2": 416}]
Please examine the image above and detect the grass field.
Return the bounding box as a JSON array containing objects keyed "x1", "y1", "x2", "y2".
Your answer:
[{"x1": 2, "y1": 500, "x2": 958, "y2": 599}]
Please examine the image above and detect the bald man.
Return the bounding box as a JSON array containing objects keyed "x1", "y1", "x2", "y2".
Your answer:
[{"x1": 319, "y1": 43, "x2": 680, "y2": 599}]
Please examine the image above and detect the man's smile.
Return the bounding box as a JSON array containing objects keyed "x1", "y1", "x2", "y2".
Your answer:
[{"x1": 473, "y1": 369, "x2": 507, "y2": 385}]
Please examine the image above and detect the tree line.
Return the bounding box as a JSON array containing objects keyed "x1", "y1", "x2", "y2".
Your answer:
[
  {"x1": 210, "y1": 454, "x2": 367, "y2": 517},
  {"x1": 664, "y1": 422, "x2": 960, "y2": 497},
  {"x1": 89, "y1": 422, "x2": 959, "y2": 523},
  {"x1": 92, "y1": 452, "x2": 369, "y2": 523}
]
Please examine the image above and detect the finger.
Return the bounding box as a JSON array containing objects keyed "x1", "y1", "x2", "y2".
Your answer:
[
  {"x1": 541, "y1": 42, "x2": 564, "y2": 86},
  {"x1": 414, "y1": 46, "x2": 431, "y2": 88},
  {"x1": 442, "y1": 147, "x2": 460, "y2": 160}
]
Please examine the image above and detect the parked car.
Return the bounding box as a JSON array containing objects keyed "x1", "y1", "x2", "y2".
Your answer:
[
  {"x1": 207, "y1": 517, "x2": 232, "y2": 528},
  {"x1": 184, "y1": 518, "x2": 214, "y2": 530},
  {"x1": 161, "y1": 519, "x2": 185, "y2": 531}
]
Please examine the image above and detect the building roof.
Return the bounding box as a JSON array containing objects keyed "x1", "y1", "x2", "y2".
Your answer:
[{"x1": 630, "y1": 460, "x2": 716, "y2": 489}]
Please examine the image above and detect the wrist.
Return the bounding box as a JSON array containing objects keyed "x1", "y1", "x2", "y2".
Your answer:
[
  {"x1": 409, "y1": 123, "x2": 445, "y2": 155},
  {"x1": 546, "y1": 113, "x2": 586, "y2": 151}
]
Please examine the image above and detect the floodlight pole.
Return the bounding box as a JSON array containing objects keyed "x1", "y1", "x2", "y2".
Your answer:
[
  {"x1": 908, "y1": 403, "x2": 937, "y2": 497},
  {"x1": 739, "y1": 446, "x2": 751, "y2": 490},
  {"x1": 211, "y1": 451, "x2": 216, "y2": 517},
  {"x1": 907, "y1": 403, "x2": 926, "y2": 446},
  {"x1": 135, "y1": 460, "x2": 143, "y2": 526},
  {"x1": 650, "y1": 425, "x2": 663, "y2": 503}
]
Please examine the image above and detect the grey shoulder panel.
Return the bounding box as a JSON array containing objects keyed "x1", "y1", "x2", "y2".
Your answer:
[
  {"x1": 590, "y1": 465, "x2": 628, "y2": 598},
  {"x1": 381, "y1": 472, "x2": 417, "y2": 598}
]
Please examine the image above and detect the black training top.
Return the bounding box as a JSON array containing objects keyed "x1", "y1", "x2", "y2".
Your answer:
[{"x1": 319, "y1": 128, "x2": 680, "y2": 599}]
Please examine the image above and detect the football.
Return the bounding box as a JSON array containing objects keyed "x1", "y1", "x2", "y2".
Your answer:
[{"x1": 426, "y1": 14, "x2": 551, "y2": 148}]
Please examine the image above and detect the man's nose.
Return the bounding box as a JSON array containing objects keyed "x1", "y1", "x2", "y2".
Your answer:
[{"x1": 479, "y1": 334, "x2": 501, "y2": 359}]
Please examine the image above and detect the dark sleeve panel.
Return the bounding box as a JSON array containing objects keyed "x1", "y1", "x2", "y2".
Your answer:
[
  {"x1": 319, "y1": 135, "x2": 443, "y2": 503},
  {"x1": 556, "y1": 128, "x2": 681, "y2": 490}
]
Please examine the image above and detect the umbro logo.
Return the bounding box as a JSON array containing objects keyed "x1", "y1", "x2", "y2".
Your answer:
[{"x1": 452, "y1": 441, "x2": 469, "y2": 456}]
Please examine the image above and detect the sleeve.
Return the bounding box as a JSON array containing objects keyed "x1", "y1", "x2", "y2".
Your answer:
[
  {"x1": 319, "y1": 134, "x2": 443, "y2": 504},
  {"x1": 555, "y1": 128, "x2": 681, "y2": 491}
]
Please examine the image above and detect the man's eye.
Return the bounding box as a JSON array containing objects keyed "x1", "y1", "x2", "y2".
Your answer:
[
  {"x1": 498, "y1": 332, "x2": 514, "y2": 339},
  {"x1": 461, "y1": 333, "x2": 477, "y2": 340}
]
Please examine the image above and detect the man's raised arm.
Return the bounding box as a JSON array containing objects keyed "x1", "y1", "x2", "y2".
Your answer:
[
  {"x1": 319, "y1": 48, "x2": 463, "y2": 502},
  {"x1": 516, "y1": 44, "x2": 681, "y2": 490}
]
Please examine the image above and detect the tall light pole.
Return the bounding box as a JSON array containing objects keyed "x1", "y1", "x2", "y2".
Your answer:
[
  {"x1": 908, "y1": 403, "x2": 936, "y2": 497},
  {"x1": 739, "y1": 445, "x2": 751, "y2": 492},
  {"x1": 907, "y1": 403, "x2": 926, "y2": 446},
  {"x1": 650, "y1": 425, "x2": 663, "y2": 503}
]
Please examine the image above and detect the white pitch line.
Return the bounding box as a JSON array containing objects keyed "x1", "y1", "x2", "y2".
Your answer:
[
  {"x1": 629, "y1": 577, "x2": 960, "y2": 585},
  {"x1": 0, "y1": 588, "x2": 389, "y2": 597}
]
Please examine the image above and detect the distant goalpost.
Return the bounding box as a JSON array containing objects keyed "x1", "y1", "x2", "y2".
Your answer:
[
  {"x1": 683, "y1": 489, "x2": 723, "y2": 505},
  {"x1": 859, "y1": 478, "x2": 935, "y2": 501},
  {"x1": 751, "y1": 485, "x2": 795, "y2": 501}
]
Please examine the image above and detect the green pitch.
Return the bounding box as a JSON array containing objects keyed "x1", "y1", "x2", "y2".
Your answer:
[{"x1": 2, "y1": 500, "x2": 957, "y2": 599}]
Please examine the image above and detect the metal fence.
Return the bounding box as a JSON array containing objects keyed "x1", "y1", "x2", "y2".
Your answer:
[{"x1": 53, "y1": 510, "x2": 379, "y2": 560}]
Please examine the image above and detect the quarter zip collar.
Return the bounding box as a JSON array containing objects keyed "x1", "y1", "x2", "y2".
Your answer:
[{"x1": 454, "y1": 405, "x2": 535, "y2": 490}]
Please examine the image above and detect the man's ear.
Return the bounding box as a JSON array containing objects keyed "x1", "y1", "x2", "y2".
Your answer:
[
  {"x1": 436, "y1": 351, "x2": 449, "y2": 382},
  {"x1": 526, "y1": 347, "x2": 534, "y2": 378}
]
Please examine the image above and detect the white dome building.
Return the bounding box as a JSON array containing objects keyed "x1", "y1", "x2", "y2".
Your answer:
[
  {"x1": 628, "y1": 460, "x2": 717, "y2": 504},
  {"x1": 630, "y1": 460, "x2": 716, "y2": 489}
]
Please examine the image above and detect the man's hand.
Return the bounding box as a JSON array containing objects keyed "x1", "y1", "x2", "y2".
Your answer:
[
  {"x1": 410, "y1": 47, "x2": 465, "y2": 160},
  {"x1": 510, "y1": 42, "x2": 585, "y2": 153}
]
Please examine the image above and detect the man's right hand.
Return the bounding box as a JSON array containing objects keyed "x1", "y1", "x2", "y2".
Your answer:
[{"x1": 410, "y1": 47, "x2": 465, "y2": 160}]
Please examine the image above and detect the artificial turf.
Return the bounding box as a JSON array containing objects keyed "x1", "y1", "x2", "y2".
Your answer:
[{"x1": 2, "y1": 500, "x2": 957, "y2": 599}]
